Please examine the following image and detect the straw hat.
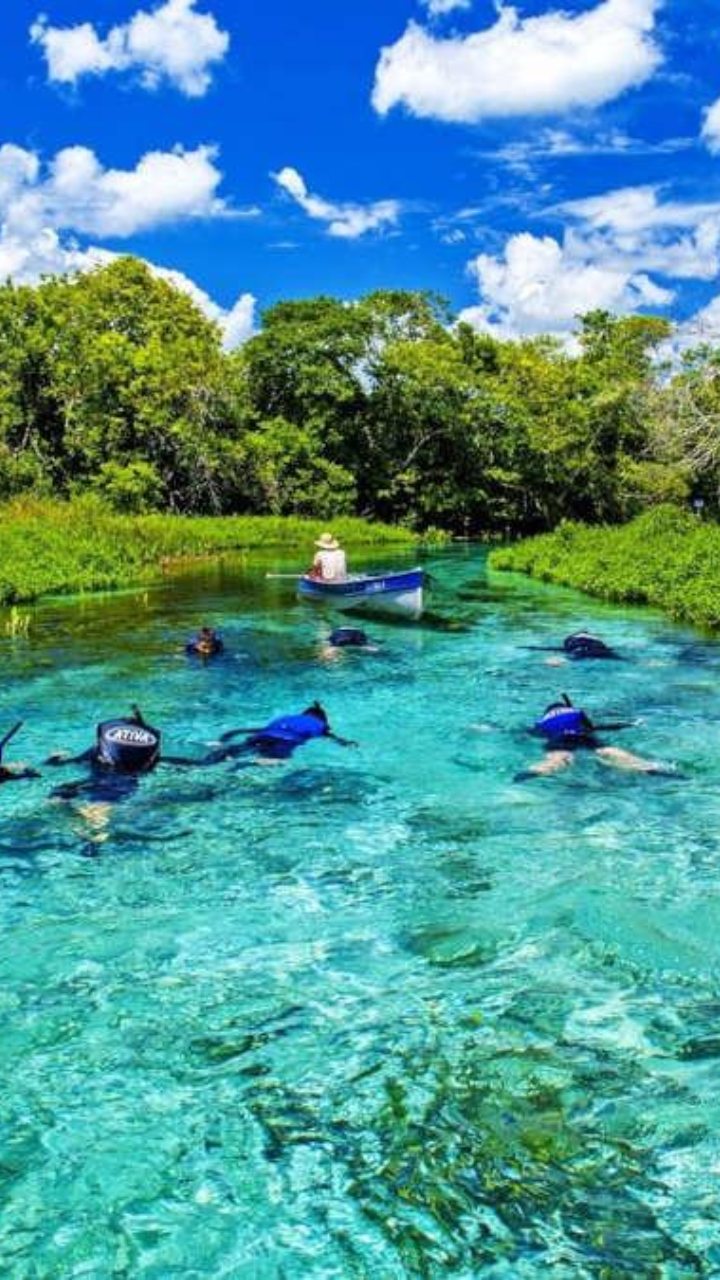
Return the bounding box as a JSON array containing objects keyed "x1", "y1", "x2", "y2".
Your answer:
[{"x1": 315, "y1": 532, "x2": 340, "y2": 550}]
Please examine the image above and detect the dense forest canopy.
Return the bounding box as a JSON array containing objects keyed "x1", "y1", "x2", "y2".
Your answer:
[{"x1": 0, "y1": 255, "x2": 715, "y2": 532}]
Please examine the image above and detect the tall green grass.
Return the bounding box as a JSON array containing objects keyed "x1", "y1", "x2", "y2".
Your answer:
[
  {"x1": 489, "y1": 505, "x2": 720, "y2": 629},
  {"x1": 0, "y1": 498, "x2": 418, "y2": 606}
]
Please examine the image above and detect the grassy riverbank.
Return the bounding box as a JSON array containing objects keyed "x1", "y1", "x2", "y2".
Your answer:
[
  {"x1": 0, "y1": 499, "x2": 418, "y2": 607},
  {"x1": 489, "y1": 505, "x2": 720, "y2": 629}
]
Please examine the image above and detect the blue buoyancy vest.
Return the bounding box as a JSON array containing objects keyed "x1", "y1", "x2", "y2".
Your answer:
[
  {"x1": 249, "y1": 714, "x2": 328, "y2": 748},
  {"x1": 534, "y1": 704, "x2": 593, "y2": 743}
]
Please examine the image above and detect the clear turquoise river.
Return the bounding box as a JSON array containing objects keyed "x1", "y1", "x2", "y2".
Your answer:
[{"x1": 2, "y1": 546, "x2": 720, "y2": 1277}]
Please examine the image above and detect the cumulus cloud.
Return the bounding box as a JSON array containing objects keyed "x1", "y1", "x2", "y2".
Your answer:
[
  {"x1": 0, "y1": 141, "x2": 229, "y2": 241},
  {"x1": 459, "y1": 231, "x2": 672, "y2": 338},
  {"x1": 272, "y1": 166, "x2": 400, "y2": 238},
  {"x1": 0, "y1": 141, "x2": 253, "y2": 349},
  {"x1": 31, "y1": 0, "x2": 230, "y2": 97},
  {"x1": 457, "y1": 179, "x2": 720, "y2": 338},
  {"x1": 701, "y1": 97, "x2": 720, "y2": 153},
  {"x1": 372, "y1": 0, "x2": 662, "y2": 123}
]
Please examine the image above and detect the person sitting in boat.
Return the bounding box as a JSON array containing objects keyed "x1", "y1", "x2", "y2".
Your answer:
[
  {"x1": 0, "y1": 722, "x2": 40, "y2": 785},
  {"x1": 515, "y1": 694, "x2": 678, "y2": 780},
  {"x1": 208, "y1": 701, "x2": 358, "y2": 763},
  {"x1": 186, "y1": 626, "x2": 224, "y2": 659},
  {"x1": 308, "y1": 532, "x2": 347, "y2": 582}
]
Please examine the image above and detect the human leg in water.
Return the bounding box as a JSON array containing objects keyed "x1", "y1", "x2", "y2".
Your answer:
[
  {"x1": 594, "y1": 746, "x2": 682, "y2": 776},
  {"x1": 514, "y1": 749, "x2": 576, "y2": 782}
]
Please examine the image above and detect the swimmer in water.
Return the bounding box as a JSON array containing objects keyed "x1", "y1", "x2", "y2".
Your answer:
[
  {"x1": 320, "y1": 626, "x2": 379, "y2": 661},
  {"x1": 525, "y1": 631, "x2": 622, "y2": 666},
  {"x1": 0, "y1": 722, "x2": 40, "y2": 784},
  {"x1": 46, "y1": 706, "x2": 201, "y2": 854},
  {"x1": 186, "y1": 626, "x2": 224, "y2": 659},
  {"x1": 207, "y1": 701, "x2": 358, "y2": 764},
  {"x1": 515, "y1": 694, "x2": 679, "y2": 780}
]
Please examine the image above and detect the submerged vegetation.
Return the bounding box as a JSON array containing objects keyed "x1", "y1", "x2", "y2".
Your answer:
[
  {"x1": 489, "y1": 505, "x2": 720, "y2": 629},
  {"x1": 0, "y1": 499, "x2": 413, "y2": 606}
]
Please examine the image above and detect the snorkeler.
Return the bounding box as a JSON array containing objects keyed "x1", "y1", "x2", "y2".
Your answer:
[
  {"x1": 320, "y1": 626, "x2": 380, "y2": 661},
  {"x1": 46, "y1": 705, "x2": 168, "y2": 801},
  {"x1": 516, "y1": 694, "x2": 678, "y2": 780},
  {"x1": 186, "y1": 626, "x2": 224, "y2": 659},
  {"x1": 208, "y1": 701, "x2": 358, "y2": 763},
  {"x1": 524, "y1": 632, "x2": 621, "y2": 663},
  {"x1": 562, "y1": 632, "x2": 620, "y2": 660},
  {"x1": 328, "y1": 627, "x2": 372, "y2": 648},
  {"x1": 0, "y1": 722, "x2": 40, "y2": 784}
]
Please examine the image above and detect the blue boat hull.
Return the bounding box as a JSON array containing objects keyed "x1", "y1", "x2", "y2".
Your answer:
[{"x1": 297, "y1": 568, "x2": 424, "y2": 619}]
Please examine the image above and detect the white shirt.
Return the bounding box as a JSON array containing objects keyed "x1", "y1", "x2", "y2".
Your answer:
[{"x1": 313, "y1": 548, "x2": 347, "y2": 581}]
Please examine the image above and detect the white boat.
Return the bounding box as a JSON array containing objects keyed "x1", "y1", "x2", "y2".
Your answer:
[{"x1": 297, "y1": 567, "x2": 424, "y2": 619}]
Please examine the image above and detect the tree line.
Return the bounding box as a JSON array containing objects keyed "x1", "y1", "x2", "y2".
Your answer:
[{"x1": 0, "y1": 254, "x2": 717, "y2": 533}]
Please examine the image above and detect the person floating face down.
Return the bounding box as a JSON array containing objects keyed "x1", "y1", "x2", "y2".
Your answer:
[
  {"x1": 46, "y1": 705, "x2": 163, "y2": 802},
  {"x1": 516, "y1": 693, "x2": 677, "y2": 780},
  {"x1": 562, "y1": 632, "x2": 620, "y2": 660},
  {"x1": 186, "y1": 626, "x2": 224, "y2": 660},
  {"x1": 528, "y1": 631, "x2": 621, "y2": 665},
  {"x1": 308, "y1": 532, "x2": 347, "y2": 582},
  {"x1": 320, "y1": 626, "x2": 379, "y2": 661},
  {"x1": 0, "y1": 722, "x2": 40, "y2": 785},
  {"x1": 207, "y1": 701, "x2": 357, "y2": 764}
]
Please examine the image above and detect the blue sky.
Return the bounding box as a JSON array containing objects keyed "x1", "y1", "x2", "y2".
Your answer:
[{"x1": 2, "y1": 0, "x2": 720, "y2": 345}]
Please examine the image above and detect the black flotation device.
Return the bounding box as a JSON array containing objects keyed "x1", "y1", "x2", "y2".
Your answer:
[
  {"x1": 563, "y1": 633, "x2": 618, "y2": 660},
  {"x1": 329, "y1": 627, "x2": 369, "y2": 648},
  {"x1": 95, "y1": 716, "x2": 161, "y2": 773}
]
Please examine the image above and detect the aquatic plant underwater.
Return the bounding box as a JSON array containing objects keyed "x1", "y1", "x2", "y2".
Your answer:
[{"x1": 1, "y1": 546, "x2": 719, "y2": 1277}]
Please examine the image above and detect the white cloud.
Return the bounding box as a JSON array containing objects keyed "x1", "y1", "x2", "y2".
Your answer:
[
  {"x1": 458, "y1": 179, "x2": 720, "y2": 339},
  {"x1": 558, "y1": 186, "x2": 720, "y2": 281},
  {"x1": 373, "y1": 0, "x2": 661, "y2": 123},
  {"x1": 484, "y1": 128, "x2": 692, "y2": 177},
  {"x1": 459, "y1": 231, "x2": 672, "y2": 338},
  {"x1": 31, "y1": 0, "x2": 230, "y2": 97},
  {"x1": 272, "y1": 166, "x2": 400, "y2": 238},
  {"x1": 0, "y1": 141, "x2": 253, "y2": 349},
  {"x1": 421, "y1": 0, "x2": 471, "y2": 16},
  {"x1": 700, "y1": 97, "x2": 720, "y2": 153},
  {"x1": 0, "y1": 141, "x2": 229, "y2": 241}
]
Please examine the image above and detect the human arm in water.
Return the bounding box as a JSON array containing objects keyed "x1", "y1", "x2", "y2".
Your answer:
[
  {"x1": 325, "y1": 730, "x2": 359, "y2": 748},
  {"x1": 0, "y1": 721, "x2": 41, "y2": 781}
]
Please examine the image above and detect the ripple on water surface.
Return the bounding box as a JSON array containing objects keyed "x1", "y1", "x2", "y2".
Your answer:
[{"x1": 1, "y1": 547, "x2": 719, "y2": 1276}]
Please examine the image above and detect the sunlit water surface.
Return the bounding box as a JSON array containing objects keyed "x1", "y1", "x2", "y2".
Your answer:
[{"x1": 2, "y1": 547, "x2": 720, "y2": 1278}]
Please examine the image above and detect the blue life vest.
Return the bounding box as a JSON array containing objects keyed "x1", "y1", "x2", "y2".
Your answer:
[
  {"x1": 534, "y1": 704, "x2": 591, "y2": 743},
  {"x1": 249, "y1": 714, "x2": 327, "y2": 752}
]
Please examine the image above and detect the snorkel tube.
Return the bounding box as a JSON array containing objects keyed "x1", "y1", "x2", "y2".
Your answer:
[{"x1": 0, "y1": 721, "x2": 24, "y2": 764}]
